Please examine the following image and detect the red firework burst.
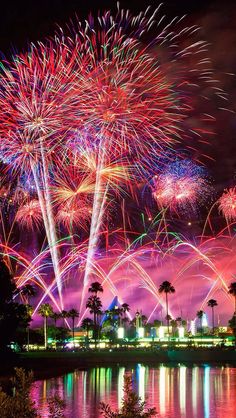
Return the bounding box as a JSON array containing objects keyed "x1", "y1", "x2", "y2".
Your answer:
[
  {"x1": 15, "y1": 200, "x2": 42, "y2": 229},
  {"x1": 56, "y1": 202, "x2": 92, "y2": 230},
  {"x1": 218, "y1": 188, "x2": 236, "y2": 222}
]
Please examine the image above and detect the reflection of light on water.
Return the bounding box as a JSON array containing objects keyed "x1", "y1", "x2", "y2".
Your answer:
[
  {"x1": 30, "y1": 365, "x2": 236, "y2": 418},
  {"x1": 159, "y1": 366, "x2": 166, "y2": 414},
  {"x1": 118, "y1": 367, "x2": 125, "y2": 409},
  {"x1": 179, "y1": 366, "x2": 186, "y2": 415},
  {"x1": 100, "y1": 368, "x2": 106, "y2": 396},
  {"x1": 204, "y1": 366, "x2": 210, "y2": 418},
  {"x1": 83, "y1": 371, "x2": 87, "y2": 417},
  {"x1": 137, "y1": 364, "x2": 145, "y2": 402},
  {"x1": 43, "y1": 379, "x2": 47, "y2": 399},
  {"x1": 106, "y1": 368, "x2": 112, "y2": 395},
  {"x1": 65, "y1": 373, "x2": 73, "y2": 397},
  {"x1": 192, "y1": 367, "x2": 198, "y2": 417}
]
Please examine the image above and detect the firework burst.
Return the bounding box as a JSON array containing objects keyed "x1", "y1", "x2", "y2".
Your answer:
[
  {"x1": 218, "y1": 188, "x2": 236, "y2": 222},
  {"x1": 152, "y1": 159, "x2": 211, "y2": 215},
  {"x1": 56, "y1": 202, "x2": 92, "y2": 231},
  {"x1": 16, "y1": 199, "x2": 42, "y2": 229}
]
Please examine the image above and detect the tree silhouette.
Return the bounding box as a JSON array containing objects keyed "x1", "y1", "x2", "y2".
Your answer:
[
  {"x1": 68, "y1": 308, "x2": 79, "y2": 347},
  {"x1": 100, "y1": 375, "x2": 157, "y2": 417},
  {"x1": 86, "y1": 295, "x2": 103, "y2": 344},
  {"x1": 228, "y1": 314, "x2": 236, "y2": 346},
  {"x1": 158, "y1": 281, "x2": 175, "y2": 335},
  {"x1": 0, "y1": 259, "x2": 31, "y2": 350},
  {"x1": 0, "y1": 259, "x2": 15, "y2": 308},
  {"x1": 50, "y1": 312, "x2": 61, "y2": 327},
  {"x1": 21, "y1": 284, "x2": 37, "y2": 302},
  {"x1": 88, "y1": 282, "x2": 103, "y2": 295},
  {"x1": 228, "y1": 282, "x2": 236, "y2": 314},
  {"x1": 81, "y1": 317, "x2": 94, "y2": 338},
  {"x1": 207, "y1": 299, "x2": 218, "y2": 333},
  {"x1": 21, "y1": 284, "x2": 37, "y2": 350}
]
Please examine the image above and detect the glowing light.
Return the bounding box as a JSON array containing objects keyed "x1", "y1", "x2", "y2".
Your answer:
[
  {"x1": 178, "y1": 327, "x2": 185, "y2": 339},
  {"x1": 202, "y1": 313, "x2": 208, "y2": 328},
  {"x1": 138, "y1": 327, "x2": 145, "y2": 339},
  {"x1": 159, "y1": 326, "x2": 165, "y2": 339},
  {"x1": 190, "y1": 320, "x2": 196, "y2": 336},
  {"x1": 117, "y1": 327, "x2": 125, "y2": 339}
]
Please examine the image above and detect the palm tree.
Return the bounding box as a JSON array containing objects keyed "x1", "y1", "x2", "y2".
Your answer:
[
  {"x1": 196, "y1": 310, "x2": 204, "y2": 336},
  {"x1": 25, "y1": 304, "x2": 33, "y2": 351},
  {"x1": 81, "y1": 317, "x2": 94, "y2": 339},
  {"x1": 121, "y1": 303, "x2": 130, "y2": 327},
  {"x1": 38, "y1": 303, "x2": 53, "y2": 349},
  {"x1": 60, "y1": 310, "x2": 68, "y2": 326},
  {"x1": 106, "y1": 307, "x2": 122, "y2": 330},
  {"x1": 88, "y1": 281, "x2": 103, "y2": 295},
  {"x1": 176, "y1": 317, "x2": 182, "y2": 326},
  {"x1": 228, "y1": 282, "x2": 236, "y2": 313},
  {"x1": 68, "y1": 308, "x2": 79, "y2": 347},
  {"x1": 50, "y1": 311, "x2": 61, "y2": 327},
  {"x1": 50, "y1": 311, "x2": 61, "y2": 349},
  {"x1": 228, "y1": 314, "x2": 236, "y2": 346},
  {"x1": 158, "y1": 281, "x2": 175, "y2": 334},
  {"x1": 86, "y1": 295, "x2": 103, "y2": 344},
  {"x1": 21, "y1": 284, "x2": 37, "y2": 350},
  {"x1": 207, "y1": 299, "x2": 218, "y2": 333},
  {"x1": 21, "y1": 284, "x2": 37, "y2": 302},
  {"x1": 170, "y1": 319, "x2": 177, "y2": 336}
]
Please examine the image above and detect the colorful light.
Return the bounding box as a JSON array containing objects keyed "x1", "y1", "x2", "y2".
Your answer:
[{"x1": 218, "y1": 188, "x2": 236, "y2": 221}]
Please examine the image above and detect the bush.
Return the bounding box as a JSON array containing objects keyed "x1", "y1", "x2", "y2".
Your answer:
[
  {"x1": 0, "y1": 368, "x2": 66, "y2": 418},
  {"x1": 0, "y1": 368, "x2": 37, "y2": 418},
  {"x1": 100, "y1": 375, "x2": 157, "y2": 418}
]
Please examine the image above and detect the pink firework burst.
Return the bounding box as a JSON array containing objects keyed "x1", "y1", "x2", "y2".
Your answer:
[
  {"x1": 56, "y1": 202, "x2": 92, "y2": 230},
  {"x1": 15, "y1": 199, "x2": 42, "y2": 229},
  {"x1": 218, "y1": 188, "x2": 236, "y2": 222}
]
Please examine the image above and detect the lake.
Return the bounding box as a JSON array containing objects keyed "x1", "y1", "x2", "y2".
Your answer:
[{"x1": 31, "y1": 364, "x2": 236, "y2": 417}]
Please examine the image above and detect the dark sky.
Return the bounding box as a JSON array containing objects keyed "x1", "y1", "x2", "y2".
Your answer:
[
  {"x1": 0, "y1": 0, "x2": 235, "y2": 193},
  {"x1": 0, "y1": 0, "x2": 233, "y2": 54}
]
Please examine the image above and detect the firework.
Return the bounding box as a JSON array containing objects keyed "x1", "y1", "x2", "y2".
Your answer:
[
  {"x1": 0, "y1": 41, "x2": 81, "y2": 305},
  {"x1": 16, "y1": 200, "x2": 42, "y2": 229},
  {"x1": 0, "y1": 4, "x2": 229, "y2": 322},
  {"x1": 152, "y1": 159, "x2": 211, "y2": 215},
  {"x1": 218, "y1": 188, "x2": 236, "y2": 222},
  {"x1": 56, "y1": 202, "x2": 92, "y2": 230}
]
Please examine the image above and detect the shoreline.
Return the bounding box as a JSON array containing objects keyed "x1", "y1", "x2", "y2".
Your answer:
[{"x1": 1, "y1": 348, "x2": 236, "y2": 378}]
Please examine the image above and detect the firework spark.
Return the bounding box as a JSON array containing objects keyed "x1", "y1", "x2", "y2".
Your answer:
[
  {"x1": 218, "y1": 188, "x2": 236, "y2": 222},
  {"x1": 152, "y1": 159, "x2": 211, "y2": 215},
  {"x1": 16, "y1": 200, "x2": 42, "y2": 229}
]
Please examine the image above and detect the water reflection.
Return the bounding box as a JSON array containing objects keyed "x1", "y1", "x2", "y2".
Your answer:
[{"x1": 32, "y1": 365, "x2": 236, "y2": 418}]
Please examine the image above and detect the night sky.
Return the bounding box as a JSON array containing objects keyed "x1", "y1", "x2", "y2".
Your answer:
[{"x1": 0, "y1": 0, "x2": 235, "y2": 201}]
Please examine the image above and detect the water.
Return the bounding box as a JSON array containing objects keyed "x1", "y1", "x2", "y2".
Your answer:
[{"x1": 31, "y1": 364, "x2": 236, "y2": 418}]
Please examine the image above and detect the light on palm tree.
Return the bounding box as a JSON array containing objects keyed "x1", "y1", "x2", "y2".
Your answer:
[
  {"x1": 196, "y1": 310, "x2": 205, "y2": 336},
  {"x1": 38, "y1": 303, "x2": 53, "y2": 349},
  {"x1": 158, "y1": 281, "x2": 175, "y2": 335}
]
